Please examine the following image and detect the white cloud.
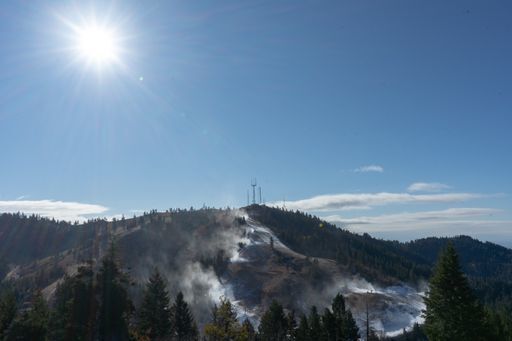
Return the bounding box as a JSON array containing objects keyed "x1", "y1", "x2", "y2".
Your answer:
[
  {"x1": 354, "y1": 165, "x2": 384, "y2": 173},
  {"x1": 273, "y1": 192, "x2": 484, "y2": 212},
  {"x1": 407, "y1": 182, "x2": 451, "y2": 193},
  {"x1": 0, "y1": 200, "x2": 109, "y2": 222},
  {"x1": 324, "y1": 208, "x2": 502, "y2": 228}
]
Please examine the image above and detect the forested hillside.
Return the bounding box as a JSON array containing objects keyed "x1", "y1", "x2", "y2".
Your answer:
[
  {"x1": 245, "y1": 205, "x2": 431, "y2": 283},
  {"x1": 0, "y1": 213, "x2": 108, "y2": 266},
  {"x1": 245, "y1": 205, "x2": 512, "y2": 312},
  {"x1": 1, "y1": 206, "x2": 512, "y2": 323},
  {"x1": 403, "y1": 236, "x2": 512, "y2": 313}
]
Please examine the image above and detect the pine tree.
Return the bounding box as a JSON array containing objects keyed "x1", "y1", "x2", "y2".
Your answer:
[
  {"x1": 331, "y1": 293, "x2": 346, "y2": 319},
  {"x1": 342, "y1": 310, "x2": 359, "y2": 341},
  {"x1": 296, "y1": 314, "x2": 310, "y2": 341},
  {"x1": 138, "y1": 268, "x2": 172, "y2": 340},
  {"x1": 258, "y1": 300, "x2": 288, "y2": 341},
  {"x1": 171, "y1": 291, "x2": 198, "y2": 341},
  {"x1": 308, "y1": 306, "x2": 322, "y2": 341},
  {"x1": 331, "y1": 293, "x2": 346, "y2": 340},
  {"x1": 485, "y1": 308, "x2": 512, "y2": 341},
  {"x1": 203, "y1": 297, "x2": 241, "y2": 340},
  {"x1": 321, "y1": 308, "x2": 336, "y2": 341},
  {"x1": 97, "y1": 242, "x2": 133, "y2": 341},
  {"x1": 423, "y1": 242, "x2": 487, "y2": 341},
  {"x1": 286, "y1": 310, "x2": 297, "y2": 340},
  {"x1": 48, "y1": 264, "x2": 97, "y2": 341},
  {"x1": 6, "y1": 291, "x2": 49, "y2": 341},
  {"x1": 240, "y1": 318, "x2": 256, "y2": 341},
  {"x1": 0, "y1": 289, "x2": 16, "y2": 339},
  {"x1": 327, "y1": 293, "x2": 359, "y2": 341}
]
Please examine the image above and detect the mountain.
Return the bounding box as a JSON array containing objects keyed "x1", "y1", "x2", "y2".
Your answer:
[{"x1": 0, "y1": 205, "x2": 511, "y2": 336}]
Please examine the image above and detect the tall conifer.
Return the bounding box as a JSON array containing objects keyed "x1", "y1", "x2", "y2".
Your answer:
[
  {"x1": 171, "y1": 291, "x2": 198, "y2": 340},
  {"x1": 424, "y1": 243, "x2": 486, "y2": 340},
  {"x1": 138, "y1": 269, "x2": 172, "y2": 340}
]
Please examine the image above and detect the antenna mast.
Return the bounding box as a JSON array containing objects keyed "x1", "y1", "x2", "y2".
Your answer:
[
  {"x1": 251, "y1": 178, "x2": 257, "y2": 204},
  {"x1": 258, "y1": 186, "x2": 262, "y2": 204}
]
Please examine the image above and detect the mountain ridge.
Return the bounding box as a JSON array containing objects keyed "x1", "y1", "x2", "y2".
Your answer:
[{"x1": 0, "y1": 206, "x2": 511, "y2": 334}]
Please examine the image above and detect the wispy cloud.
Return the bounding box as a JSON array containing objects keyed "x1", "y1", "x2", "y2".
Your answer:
[
  {"x1": 407, "y1": 182, "x2": 451, "y2": 193},
  {"x1": 354, "y1": 165, "x2": 384, "y2": 173},
  {"x1": 0, "y1": 200, "x2": 109, "y2": 222},
  {"x1": 324, "y1": 208, "x2": 502, "y2": 228},
  {"x1": 273, "y1": 192, "x2": 485, "y2": 212},
  {"x1": 324, "y1": 208, "x2": 512, "y2": 247},
  {"x1": 322, "y1": 208, "x2": 512, "y2": 244}
]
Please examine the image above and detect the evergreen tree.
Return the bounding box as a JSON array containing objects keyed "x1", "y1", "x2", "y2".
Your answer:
[
  {"x1": 423, "y1": 242, "x2": 487, "y2": 341},
  {"x1": 296, "y1": 315, "x2": 310, "y2": 341},
  {"x1": 6, "y1": 291, "x2": 49, "y2": 341},
  {"x1": 240, "y1": 318, "x2": 256, "y2": 341},
  {"x1": 203, "y1": 297, "x2": 241, "y2": 340},
  {"x1": 0, "y1": 289, "x2": 16, "y2": 339},
  {"x1": 322, "y1": 308, "x2": 336, "y2": 341},
  {"x1": 97, "y1": 242, "x2": 133, "y2": 341},
  {"x1": 331, "y1": 293, "x2": 346, "y2": 340},
  {"x1": 258, "y1": 300, "x2": 288, "y2": 341},
  {"x1": 342, "y1": 310, "x2": 359, "y2": 341},
  {"x1": 171, "y1": 291, "x2": 198, "y2": 341},
  {"x1": 308, "y1": 306, "x2": 322, "y2": 341},
  {"x1": 485, "y1": 308, "x2": 512, "y2": 341},
  {"x1": 286, "y1": 310, "x2": 297, "y2": 340},
  {"x1": 322, "y1": 293, "x2": 359, "y2": 341},
  {"x1": 48, "y1": 264, "x2": 97, "y2": 341},
  {"x1": 331, "y1": 293, "x2": 346, "y2": 319},
  {"x1": 138, "y1": 268, "x2": 172, "y2": 340}
]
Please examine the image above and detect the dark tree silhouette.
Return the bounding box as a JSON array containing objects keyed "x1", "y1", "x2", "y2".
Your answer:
[
  {"x1": 258, "y1": 300, "x2": 288, "y2": 341},
  {"x1": 48, "y1": 264, "x2": 96, "y2": 341},
  {"x1": 97, "y1": 243, "x2": 133, "y2": 341},
  {"x1": 171, "y1": 291, "x2": 198, "y2": 340},
  {"x1": 5, "y1": 291, "x2": 49, "y2": 341},
  {"x1": 424, "y1": 243, "x2": 486, "y2": 340},
  {"x1": 138, "y1": 268, "x2": 172, "y2": 340}
]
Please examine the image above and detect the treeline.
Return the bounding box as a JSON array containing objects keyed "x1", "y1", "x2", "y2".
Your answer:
[
  {"x1": 0, "y1": 207, "x2": 233, "y2": 267},
  {"x1": 203, "y1": 294, "x2": 359, "y2": 341},
  {"x1": 0, "y1": 242, "x2": 360, "y2": 341}
]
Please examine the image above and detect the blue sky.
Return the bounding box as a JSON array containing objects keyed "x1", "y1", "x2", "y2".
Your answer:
[{"x1": 0, "y1": 1, "x2": 511, "y2": 246}]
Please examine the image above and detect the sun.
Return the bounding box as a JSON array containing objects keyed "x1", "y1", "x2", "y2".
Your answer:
[{"x1": 74, "y1": 24, "x2": 121, "y2": 66}]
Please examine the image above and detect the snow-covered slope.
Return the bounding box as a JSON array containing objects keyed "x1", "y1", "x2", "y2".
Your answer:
[{"x1": 225, "y1": 213, "x2": 425, "y2": 336}]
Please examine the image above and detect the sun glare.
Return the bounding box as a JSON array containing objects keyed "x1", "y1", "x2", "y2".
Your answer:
[{"x1": 74, "y1": 24, "x2": 120, "y2": 66}]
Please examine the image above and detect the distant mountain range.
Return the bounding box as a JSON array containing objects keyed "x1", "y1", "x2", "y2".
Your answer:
[{"x1": 1, "y1": 205, "x2": 511, "y2": 335}]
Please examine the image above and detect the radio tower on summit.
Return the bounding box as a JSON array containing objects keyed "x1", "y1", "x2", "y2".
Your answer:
[{"x1": 251, "y1": 178, "x2": 257, "y2": 205}]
